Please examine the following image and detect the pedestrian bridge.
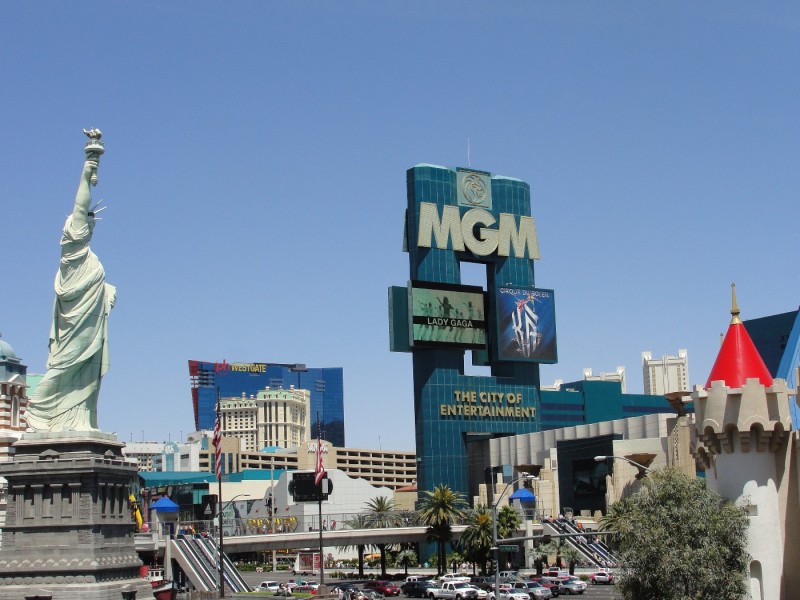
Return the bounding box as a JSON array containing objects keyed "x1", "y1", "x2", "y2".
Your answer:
[{"x1": 136, "y1": 524, "x2": 468, "y2": 555}]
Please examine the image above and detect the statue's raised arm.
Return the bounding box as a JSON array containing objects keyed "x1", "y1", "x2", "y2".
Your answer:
[{"x1": 25, "y1": 129, "x2": 115, "y2": 433}]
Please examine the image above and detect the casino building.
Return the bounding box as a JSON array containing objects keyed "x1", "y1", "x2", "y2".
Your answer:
[
  {"x1": 389, "y1": 165, "x2": 691, "y2": 500},
  {"x1": 188, "y1": 360, "x2": 345, "y2": 447}
]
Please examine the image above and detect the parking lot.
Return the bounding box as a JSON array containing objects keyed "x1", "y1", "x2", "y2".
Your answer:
[{"x1": 237, "y1": 572, "x2": 623, "y2": 599}]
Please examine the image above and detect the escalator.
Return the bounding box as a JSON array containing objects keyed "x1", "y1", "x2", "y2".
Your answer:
[
  {"x1": 543, "y1": 520, "x2": 617, "y2": 568},
  {"x1": 194, "y1": 535, "x2": 252, "y2": 593},
  {"x1": 170, "y1": 535, "x2": 252, "y2": 593},
  {"x1": 171, "y1": 535, "x2": 218, "y2": 592}
]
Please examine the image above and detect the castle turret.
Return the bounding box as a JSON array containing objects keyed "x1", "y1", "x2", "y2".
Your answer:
[{"x1": 692, "y1": 285, "x2": 794, "y2": 600}]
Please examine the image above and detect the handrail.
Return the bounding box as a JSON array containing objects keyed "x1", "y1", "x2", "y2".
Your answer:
[{"x1": 172, "y1": 535, "x2": 218, "y2": 592}]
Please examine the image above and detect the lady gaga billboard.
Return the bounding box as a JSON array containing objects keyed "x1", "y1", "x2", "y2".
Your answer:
[
  {"x1": 496, "y1": 286, "x2": 558, "y2": 363},
  {"x1": 409, "y1": 280, "x2": 487, "y2": 349}
]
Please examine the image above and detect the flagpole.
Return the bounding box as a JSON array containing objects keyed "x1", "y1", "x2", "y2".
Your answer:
[
  {"x1": 216, "y1": 388, "x2": 226, "y2": 599},
  {"x1": 315, "y1": 411, "x2": 325, "y2": 586}
]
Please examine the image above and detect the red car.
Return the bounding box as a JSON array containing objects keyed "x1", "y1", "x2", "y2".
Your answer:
[{"x1": 364, "y1": 581, "x2": 402, "y2": 596}]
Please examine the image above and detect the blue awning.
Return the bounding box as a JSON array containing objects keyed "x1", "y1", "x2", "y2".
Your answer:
[
  {"x1": 150, "y1": 496, "x2": 179, "y2": 513},
  {"x1": 509, "y1": 488, "x2": 536, "y2": 502}
]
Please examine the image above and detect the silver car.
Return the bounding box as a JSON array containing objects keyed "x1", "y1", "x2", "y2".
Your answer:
[{"x1": 559, "y1": 577, "x2": 587, "y2": 595}]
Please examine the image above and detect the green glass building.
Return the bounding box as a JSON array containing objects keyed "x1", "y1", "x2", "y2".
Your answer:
[{"x1": 390, "y1": 164, "x2": 675, "y2": 500}]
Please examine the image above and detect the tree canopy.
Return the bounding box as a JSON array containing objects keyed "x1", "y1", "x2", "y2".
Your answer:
[
  {"x1": 459, "y1": 505, "x2": 494, "y2": 573},
  {"x1": 418, "y1": 484, "x2": 468, "y2": 575},
  {"x1": 601, "y1": 468, "x2": 749, "y2": 600}
]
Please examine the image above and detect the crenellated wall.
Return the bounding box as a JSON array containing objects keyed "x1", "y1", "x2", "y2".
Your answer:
[{"x1": 692, "y1": 378, "x2": 796, "y2": 600}]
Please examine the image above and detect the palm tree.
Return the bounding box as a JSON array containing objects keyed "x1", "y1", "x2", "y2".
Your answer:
[
  {"x1": 496, "y1": 505, "x2": 522, "y2": 539},
  {"x1": 365, "y1": 496, "x2": 397, "y2": 577},
  {"x1": 396, "y1": 549, "x2": 418, "y2": 576},
  {"x1": 598, "y1": 497, "x2": 631, "y2": 549},
  {"x1": 339, "y1": 514, "x2": 370, "y2": 577},
  {"x1": 417, "y1": 484, "x2": 468, "y2": 575},
  {"x1": 559, "y1": 543, "x2": 582, "y2": 575},
  {"x1": 537, "y1": 540, "x2": 560, "y2": 570},
  {"x1": 459, "y1": 506, "x2": 493, "y2": 574},
  {"x1": 529, "y1": 542, "x2": 549, "y2": 576},
  {"x1": 495, "y1": 505, "x2": 522, "y2": 571}
]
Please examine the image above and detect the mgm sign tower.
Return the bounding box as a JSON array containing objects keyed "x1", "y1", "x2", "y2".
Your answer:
[{"x1": 389, "y1": 165, "x2": 557, "y2": 500}]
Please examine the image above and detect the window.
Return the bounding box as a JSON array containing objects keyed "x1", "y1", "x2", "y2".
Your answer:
[{"x1": 11, "y1": 394, "x2": 19, "y2": 427}]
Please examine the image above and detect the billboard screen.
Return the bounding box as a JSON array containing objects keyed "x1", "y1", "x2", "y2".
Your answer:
[
  {"x1": 496, "y1": 287, "x2": 557, "y2": 363},
  {"x1": 409, "y1": 281, "x2": 487, "y2": 349}
]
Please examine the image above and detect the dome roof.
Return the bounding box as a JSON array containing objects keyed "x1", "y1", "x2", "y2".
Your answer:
[
  {"x1": 705, "y1": 285, "x2": 773, "y2": 389},
  {"x1": 0, "y1": 337, "x2": 17, "y2": 361}
]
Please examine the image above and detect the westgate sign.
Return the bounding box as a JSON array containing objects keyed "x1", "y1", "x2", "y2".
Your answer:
[{"x1": 417, "y1": 202, "x2": 540, "y2": 259}]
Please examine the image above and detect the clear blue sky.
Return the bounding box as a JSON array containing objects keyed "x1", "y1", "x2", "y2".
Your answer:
[{"x1": 2, "y1": 2, "x2": 798, "y2": 451}]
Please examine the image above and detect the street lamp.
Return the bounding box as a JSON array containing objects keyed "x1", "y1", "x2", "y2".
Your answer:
[
  {"x1": 594, "y1": 455, "x2": 652, "y2": 479},
  {"x1": 218, "y1": 493, "x2": 251, "y2": 598},
  {"x1": 492, "y1": 473, "x2": 536, "y2": 598}
]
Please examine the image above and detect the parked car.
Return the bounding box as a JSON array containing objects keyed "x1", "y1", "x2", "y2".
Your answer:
[
  {"x1": 489, "y1": 590, "x2": 530, "y2": 600},
  {"x1": 402, "y1": 581, "x2": 437, "y2": 598},
  {"x1": 259, "y1": 581, "x2": 281, "y2": 592},
  {"x1": 296, "y1": 582, "x2": 320, "y2": 595},
  {"x1": 468, "y1": 584, "x2": 488, "y2": 599},
  {"x1": 558, "y1": 577, "x2": 586, "y2": 595},
  {"x1": 590, "y1": 571, "x2": 614, "y2": 585},
  {"x1": 528, "y1": 579, "x2": 560, "y2": 597},
  {"x1": 440, "y1": 574, "x2": 471, "y2": 584},
  {"x1": 365, "y1": 580, "x2": 402, "y2": 597},
  {"x1": 332, "y1": 584, "x2": 359, "y2": 595},
  {"x1": 510, "y1": 582, "x2": 551, "y2": 600}
]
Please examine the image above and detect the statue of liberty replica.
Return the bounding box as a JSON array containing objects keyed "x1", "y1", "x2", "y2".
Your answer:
[
  {"x1": 26, "y1": 129, "x2": 116, "y2": 432},
  {"x1": 0, "y1": 131, "x2": 154, "y2": 599}
]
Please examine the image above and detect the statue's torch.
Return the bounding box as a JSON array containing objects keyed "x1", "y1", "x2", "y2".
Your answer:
[{"x1": 83, "y1": 128, "x2": 105, "y2": 186}]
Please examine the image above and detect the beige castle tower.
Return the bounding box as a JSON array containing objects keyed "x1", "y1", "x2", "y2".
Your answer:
[{"x1": 692, "y1": 286, "x2": 797, "y2": 600}]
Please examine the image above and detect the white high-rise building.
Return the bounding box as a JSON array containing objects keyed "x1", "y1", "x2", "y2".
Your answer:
[
  {"x1": 583, "y1": 366, "x2": 626, "y2": 392},
  {"x1": 220, "y1": 386, "x2": 310, "y2": 452},
  {"x1": 642, "y1": 349, "x2": 689, "y2": 395}
]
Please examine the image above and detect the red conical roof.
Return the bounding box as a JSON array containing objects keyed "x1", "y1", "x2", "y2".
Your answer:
[{"x1": 705, "y1": 285, "x2": 773, "y2": 389}]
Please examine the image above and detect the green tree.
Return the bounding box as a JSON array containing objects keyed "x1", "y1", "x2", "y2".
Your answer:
[
  {"x1": 559, "y1": 543, "x2": 582, "y2": 575},
  {"x1": 599, "y1": 496, "x2": 632, "y2": 549},
  {"x1": 396, "y1": 549, "x2": 418, "y2": 576},
  {"x1": 496, "y1": 505, "x2": 522, "y2": 539},
  {"x1": 418, "y1": 484, "x2": 468, "y2": 575},
  {"x1": 365, "y1": 496, "x2": 397, "y2": 577},
  {"x1": 606, "y1": 468, "x2": 749, "y2": 600},
  {"x1": 529, "y1": 541, "x2": 549, "y2": 576},
  {"x1": 538, "y1": 539, "x2": 562, "y2": 570},
  {"x1": 339, "y1": 514, "x2": 370, "y2": 577},
  {"x1": 459, "y1": 505, "x2": 494, "y2": 574}
]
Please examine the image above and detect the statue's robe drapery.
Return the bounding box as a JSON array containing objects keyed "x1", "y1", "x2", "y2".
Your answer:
[{"x1": 26, "y1": 215, "x2": 113, "y2": 431}]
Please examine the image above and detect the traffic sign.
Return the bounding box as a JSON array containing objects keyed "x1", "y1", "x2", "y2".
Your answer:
[{"x1": 498, "y1": 545, "x2": 518, "y2": 552}]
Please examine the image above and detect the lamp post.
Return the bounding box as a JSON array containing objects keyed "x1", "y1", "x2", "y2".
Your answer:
[
  {"x1": 492, "y1": 473, "x2": 535, "y2": 598},
  {"x1": 218, "y1": 493, "x2": 250, "y2": 598},
  {"x1": 594, "y1": 455, "x2": 652, "y2": 479}
]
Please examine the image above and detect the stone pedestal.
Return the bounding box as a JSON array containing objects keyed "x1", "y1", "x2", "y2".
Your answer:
[{"x1": 0, "y1": 431, "x2": 154, "y2": 599}]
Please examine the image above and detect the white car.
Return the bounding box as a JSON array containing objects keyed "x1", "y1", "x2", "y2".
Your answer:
[
  {"x1": 440, "y1": 574, "x2": 471, "y2": 584},
  {"x1": 490, "y1": 590, "x2": 530, "y2": 600},
  {"x1": 259, "y1": 581, "x2": 281, "y2": 592},
  {"x1": 468, "y1": 585, "x2": 488, "y2": 599}
]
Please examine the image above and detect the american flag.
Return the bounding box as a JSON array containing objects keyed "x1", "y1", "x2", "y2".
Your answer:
[
  {"x1": 213, "y1": 401, "x2": 222, "y2": 479},
  {"x1": 314, "y1": 425, "x2": 326, "y2": 486}
]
